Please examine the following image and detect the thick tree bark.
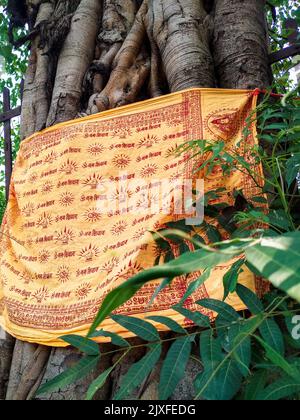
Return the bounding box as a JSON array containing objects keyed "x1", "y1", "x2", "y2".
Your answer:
[
  {"x1": 147, "y1": 0, "x2": 215, "y2": 91},
  {"x1": 20, "y1": 0, "x2": 82, "y2": 139},
  {"x1": 1, "y1": 0, "x2": 272, "y2": 400},
  {"x1": 46, "y1": 0, "x2": 102, "y2": 125},
  {"x1": 84, "y1": 0, "x2": 139, "y2": 113},
  {"x1": 6, "y1": 342, "x2": 50, "y2": 400},
  {"x1": 213, "y1": 0, "x2": 272, "y2": 89},
  {"x1": 88, "y1": 0, "x2": 150, "y2": 113},
  {"x1": 0, "y1": 331, "x2": 14, "y2": 400},
  {"x1": 20, "y1": 1, "x2": 55, "y2": 140}
]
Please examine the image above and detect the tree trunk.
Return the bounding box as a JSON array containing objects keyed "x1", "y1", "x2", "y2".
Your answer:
[
  {"x1": 213, "y1": 0, "x2": 272, "y2": 89},
  {"x1": 1, "y1": 0, "x2": 272, "y2": 400}
]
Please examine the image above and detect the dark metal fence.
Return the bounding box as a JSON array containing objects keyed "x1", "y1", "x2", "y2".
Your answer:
[{"x1": 0, "y1": 80, "x2": 23, "y2": 200}]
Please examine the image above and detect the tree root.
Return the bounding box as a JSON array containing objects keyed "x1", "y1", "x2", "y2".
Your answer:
[{"x1": 0, "y1": 329, "x2": 14, "y2": 400}]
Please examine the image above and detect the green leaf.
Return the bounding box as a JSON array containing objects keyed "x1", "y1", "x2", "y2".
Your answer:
[
  {"x1": 257, "y1": 377, "x2": 300, "y2": 401},
  {"x1": 215, "y1": 359, "x2": 244, "y2": 400},
  {"x1": 254, "y1": 335, "x2": 300, "y2": 381},
  {"x1": 243, "y1": 371, "x2": 268, "y2": 400},
  {"x1": 61, "y1": 335, "x2": 100, "y2": 356},
  {"x1": 245, "y1": 232, "x2": 300, "y2": 303},
  {"x1": 268, "y1": 209, "x2": 293, "y2": 231},
  {"x1": 159, "y1": 336, "x2": 192, "y2": 400},
  {"x1": 86, "y1": 367, "x2": 114, "y2": 400},
  {"x1": 149, "y1": 278, "x2": 173, "y2": 305},
  {"x1": 286, "y1": 155, "x2": 300, "y2": 188},
  {"x1": 179, "y1": 241, "x2": 191, "y2": 255},
  {"x1": 111, "y1": 315, "x2": 159, "y2": 342},
  {"x1": 228, "y1": 322, "x2": 251, "y2": 377},
  {"x1": 264, "y1": 123, "x2": 288, "y2": 130},
  {"x1": 236, "y1": 284, "x2": 264, "y2": 314},
  {"x1": 218, "y1": 314, "x2": 263, "y2": 365},
  {"x1": 88, "y1": 283, "x2": 141, "y2": 336},
  {"x1": 223, "y1": 260, "x2": 244, "y2": 300},
  {"x1": 192, "y1": 234, "x2": 205, "y2": 248},
  {"x1": 258, "y1": 133, "x2": 275, "y2": 143},
  {"x1": 89, "y1": 245, "x2": 241, "y2": 334},
  {"x1": 251, "y1": 196, "x2": 268, "y2": 204},
  {"x1": 195, "y1": 359, "x2": 243, "y2": 401},
  {"x1": 236, "y1": 209, "x2": 292, "y2": 231},
  {"x1": 205, "y1": 223, "x2": 222, "y2": 243},
  {"x1": 173, "y1": 306, "x2": 210, "y2": 327},
  {"x1": 36, "y1": 356, "x2": 100, "y2": 396},
  {"x1": 197, "y1": 298, "x2": 240, "y2": 322},
  {"x1": 259, "y1": 319, "x2": 285, "y2": 356},
  {"x1": 146, "y1": 316, "x2": 186, "y2": 334},
  {"x1": 114, "y1": 344, "x2": 162, "y2": 400},
  {"x1": 200, "y1": 330, "x2": 223, "y2": 371},
  {"x1": 164, "y1": 250, "x2": 175, "y2": 263},
  {"x1": 166, "y1": 220, "x2": 194, "y2": 234},
  {"x1": 91, "y1": 330, "x2": 129, "y2": 347}
]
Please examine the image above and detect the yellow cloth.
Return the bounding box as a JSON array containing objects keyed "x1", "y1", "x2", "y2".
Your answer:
[{"x1": 0, "y1": 88, "x2": 265, "y2": 347}]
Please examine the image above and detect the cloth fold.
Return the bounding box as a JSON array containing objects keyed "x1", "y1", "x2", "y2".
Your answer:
[{"x1": 0, "y1": 88, "x2": 265, "y2": 346}]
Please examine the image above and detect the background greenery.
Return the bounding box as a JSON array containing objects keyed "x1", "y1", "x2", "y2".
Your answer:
[
  {"x1": 37, "y1": 90, "x2": 300, "y2": 400},
  {"x1": 0, "y1": 0, "x2": 28, "y2": 220},
  {"x1": 0, "y1": 0, "x2": 300, "y2": 401}
]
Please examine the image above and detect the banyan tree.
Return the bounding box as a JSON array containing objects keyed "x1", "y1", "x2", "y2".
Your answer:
[{"x1": 1, "y1": 0, "x2": 275, "y2": 400}]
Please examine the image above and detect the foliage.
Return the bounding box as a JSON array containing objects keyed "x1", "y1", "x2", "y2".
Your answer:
[
  {"x1": 267, "y1": 0, "x2": 300, "y2": 91},
  {"x1": 37, "y1": 287, "x2": 300, "y2": 401},
  {"x1": 37, "y1": 87, "x2": 300, "y2": 400},
  {"x1": 0, "y1": 0, "x2": 28, "y2": 99}
]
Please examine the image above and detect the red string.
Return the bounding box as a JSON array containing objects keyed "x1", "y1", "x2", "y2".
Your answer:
[
  {"x1": 252, "y1": 88, "x2": 300, "y2": 100},
  {"x1": 252, "y1": 88, "x2": 283, "y2": 98}
]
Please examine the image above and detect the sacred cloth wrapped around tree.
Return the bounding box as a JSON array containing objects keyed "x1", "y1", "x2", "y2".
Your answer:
[{"x1": 0, "y1": 88, "x2": 266, "y2": 346}]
